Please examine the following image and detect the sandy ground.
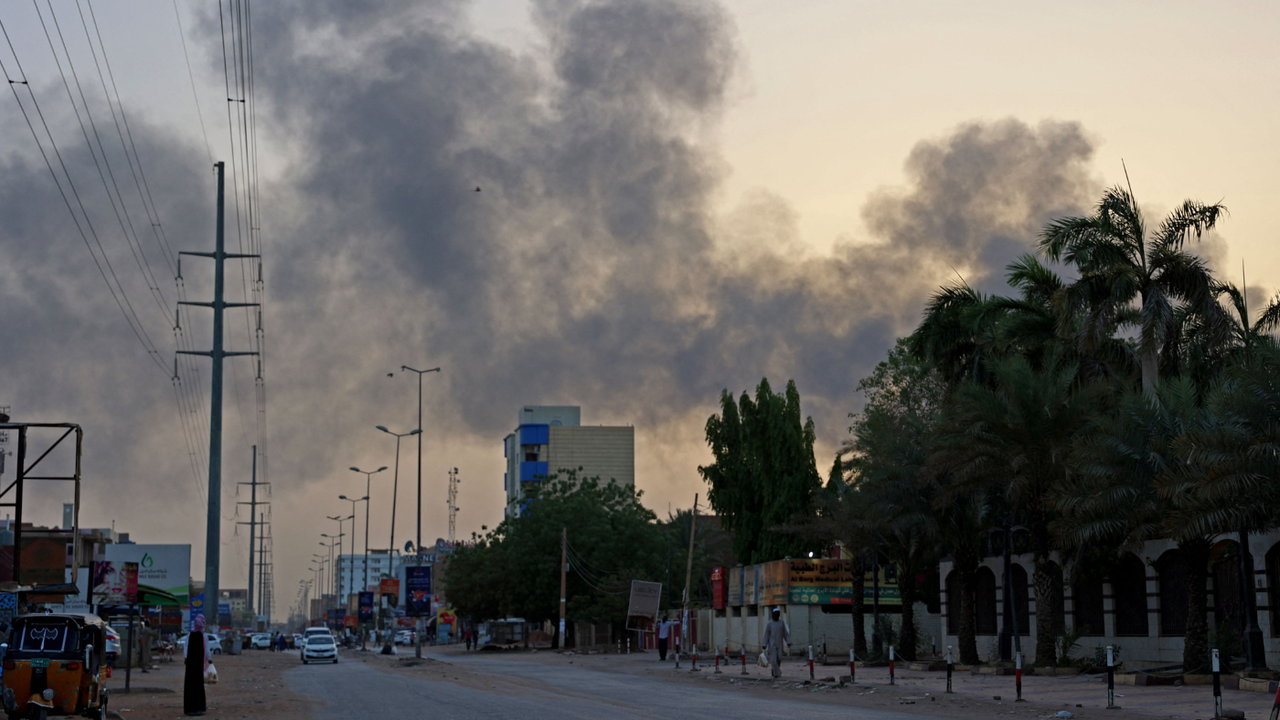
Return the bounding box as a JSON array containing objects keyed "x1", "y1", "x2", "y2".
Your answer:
[
  {"x1": 393, "y1": 645, "x2": 1279, "y2": 720},
  {"x1": 102, "y1": 649, "x2": 314, "y2": 720}
]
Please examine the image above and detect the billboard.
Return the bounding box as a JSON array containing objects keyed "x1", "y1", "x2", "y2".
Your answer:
[
  {"x1": 711, "y1": 567, "x2": 726, "y2": 610},
  {"x1": 742, "y1": 565, "x2": 759, "y2": 606},
  {"x1": 727, "y1": 566, "x2": 742, "y2": 607},
  {"x1": 759, "y1": 560, "x2": 789, "y2": 606},
  {"x1": 104, "y1": 544, "x2": 191, "y2": 606},
  {"x1": 625, "y1": 580, "x2": 662, "y2": 619},
  {"x1": 787, "y1": 559, "x2": 901, "y2": 605},
  {"x1": 93, "y1": 561, "x2": 138, "y2": 604},
  {"x1": 404, "y1": 566, "x2": 432, "y2": 617},
  {"x1": 380, "y1": 578, "x2": 400, "y2": 608},
  {"x1": 358, "y1": 591, "x2": 374, "y2": 623},
  {"x1": 19, "y1": 538, "x2": 67, "y2": 587}
]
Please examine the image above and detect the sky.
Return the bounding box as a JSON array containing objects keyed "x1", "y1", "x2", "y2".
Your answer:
[{"x1": 1, "y1": 0, "x2": 1277, "y2": 620}]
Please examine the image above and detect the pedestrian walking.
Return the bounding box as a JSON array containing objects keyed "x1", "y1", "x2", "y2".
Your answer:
[
  {"x1": 183, "y1": 615, "x2": 210, "y2": 716},
  {"x1": 464, "y1": 628, "x2": 473, "y2": 651},
  {"x1": 138, "y1": 619, "x2": 153, "y2": 673},
  {"x1": 656, "y1": 615, "x2": 676, "y2": 661},
  {"x1": 276, "y1": 633, "x2": 287, "y2": 652},
  {"x1": 762, "y1": 607, "x2": 789, "y2": 679}
]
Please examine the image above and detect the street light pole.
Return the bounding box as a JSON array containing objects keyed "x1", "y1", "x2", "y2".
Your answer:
[
  {"x1": 375, "y1": 428, "x2": 421, "y2": 564},
  {"x1": 399, "y1": 366, "x2": 439, "y2": 560},
  {"x1": 348, "y1": 467, "x2": 386, "y2": 591}
]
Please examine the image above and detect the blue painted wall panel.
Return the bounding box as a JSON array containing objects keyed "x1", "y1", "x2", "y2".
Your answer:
[
  {"x1": 519, "y1": 424, "x2": 549, "y2": 446},
  {"x1": 520, "y1": 461, "x2": 549, "y2": 482}
]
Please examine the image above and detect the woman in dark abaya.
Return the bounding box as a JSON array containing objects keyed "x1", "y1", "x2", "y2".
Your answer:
[{"x1": 183, "y1": 614, "x2": 209, "y2": 716}]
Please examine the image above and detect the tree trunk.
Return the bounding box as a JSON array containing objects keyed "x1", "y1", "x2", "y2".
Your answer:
[
  {"x1": 1033, "y1": 556, "x2": 1058, "y2": 666},
  {"x1": 953, "y1": 550, "x2": 981, "y2": 666},
  {"x1": 1140, "y1": 344, "x2": 1159, "y2": 397},
  {"x1": 851, "y1": 557, "x2": 867, "y2": 658},
  {"x1": 899, "y1": 569, "x2": 918, "y2": 661},
  {"x1": 1182, "y1": 538, "x2": 1211, "y2": 673}
]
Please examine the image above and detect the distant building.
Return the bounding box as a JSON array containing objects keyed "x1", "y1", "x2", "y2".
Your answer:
[
  {"x1": 334, "y1": 550, "x2": 403, "y2": 599},
  {"x1": 503, "y1": 406, "x2": 634, "y2": 517}
]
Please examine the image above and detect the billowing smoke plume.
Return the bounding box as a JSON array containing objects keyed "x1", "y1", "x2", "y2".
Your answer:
[{"x1": 0, "y1": 0, "x2": 1100, "y2": 592}]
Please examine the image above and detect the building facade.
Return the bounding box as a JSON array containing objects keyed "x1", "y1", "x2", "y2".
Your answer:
[
  {"x1": 334, "y1": 550, "x2": 403, "y2": 599},
  {"x1": 938, "y1": 529, "x2": 1280, "y2": 668},
  {"x1": 502, "y1": 406, "x2": 634, "y2": 517}
]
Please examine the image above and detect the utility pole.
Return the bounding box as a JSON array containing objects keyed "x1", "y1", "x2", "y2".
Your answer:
[
  {"x1": 447, "y1": 467, "x2": 460, "y2": 544},
  {"x1": 399, "y1": 365, "x2": 439, "y2": 559},
  {"x1": 682, "y1": 494, "x2": 698, "y2": 651},
  {"x1": 236, "y1": 445, "x2": 268, "y2": 626},
  {"x1": 178, "y1": 161, "x2": 259, "y2": 621},
  {"x1": 559, "y1": 527, "x2": 567, "y2": 649}
]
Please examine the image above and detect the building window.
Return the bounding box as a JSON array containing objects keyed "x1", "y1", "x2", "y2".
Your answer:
[
  {"x1": 1074, "y1": 571, "x2": 1105, "y2": 637},
  {"x1": 1112, "y1": 554, "x2": 1149, "y2": 637},
  {"x1": 1156, "y1": 549, "x2": 1189, "y2": 637}
]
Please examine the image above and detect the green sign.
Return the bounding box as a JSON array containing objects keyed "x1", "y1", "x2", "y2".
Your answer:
[{"x1": 31, "y1": 658, "x2": 49, "y2": 669}]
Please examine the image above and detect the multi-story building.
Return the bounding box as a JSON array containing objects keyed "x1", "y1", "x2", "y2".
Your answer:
[
  {"x1": 503, "y1": 406, "x2": 634, "y2": 517},
  {"x1": 334, "y1": 550, "x2": 403, "y2": 599}
]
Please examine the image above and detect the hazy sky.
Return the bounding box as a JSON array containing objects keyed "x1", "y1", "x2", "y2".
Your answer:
[{"x1": 1, "y1": 0, "x2": 1276, "y2": 619}]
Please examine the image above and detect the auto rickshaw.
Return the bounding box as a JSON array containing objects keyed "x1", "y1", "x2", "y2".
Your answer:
[{"x1": 1, "y1": 613, "x2": 108, "y2": 720}]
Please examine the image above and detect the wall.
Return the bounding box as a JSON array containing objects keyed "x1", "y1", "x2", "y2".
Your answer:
[
  {"x1": 938, "y1": 530, "x2": 1280, "y2": 668},
  {"x1": 547, "y1": 426, "x2": 634, "y2": 487}
]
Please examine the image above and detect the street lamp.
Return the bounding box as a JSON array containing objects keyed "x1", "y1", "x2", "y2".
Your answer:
[
  {"x1": 348, "y1": 467, "x2": 386, "y2": 591},
  {"x1": 375, "y1": 428, "x2": 420, "y2": 565},
  {"x1": 398, "y1": 366, "x2": 439, "y2": 562}
]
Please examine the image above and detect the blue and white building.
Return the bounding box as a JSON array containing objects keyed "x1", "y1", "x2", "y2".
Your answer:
[{"x1": 503, "y1": 406, "x2": 634, "y2": 517}]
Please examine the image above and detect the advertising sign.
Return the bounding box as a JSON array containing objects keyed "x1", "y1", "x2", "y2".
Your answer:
[
  {"x1": 786, "y1": 559, "x2": 904, "y2": 605},
  {"x1": 379, "y1": 578, "x2": 400, "y2": 607},
  {"x1": 625, "y1": 580, "x2": 662, "y2": 619},
  {"x1": 358, "y1": 591, "x2": 374, "y2": 623},
  {"x1": 404, "y1": 566, "x2": 432, "y2": 617},
  {"x1": 190, "y1": 593, "x2": 205, "y2": 618},
  {"x1": 92, "y1": 561, "x2": 138, "y2": 604},
  {"x1": 759, "y1": 560, "x2": 790, "y2": 606},
  {"x1": 711, "y1": 567, "x2": 726, "y2": 610},
  {"x1": 104, "y1": 544, "x2": 192, "y2": 606},
  {"x1": 742, "y1": 565, "x2": 759, "y2": 606},
  {"x1": 727, "y1": 566, "x2": 742, "y2": 607},
  {"x1": 19, "y1": 538, "x2": 67, "y2": 587}
]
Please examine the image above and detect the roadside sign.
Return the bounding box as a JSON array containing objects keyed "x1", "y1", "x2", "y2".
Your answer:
[
  {"x1": 625, "y1": 580, "x2": 662, "y2": 619},
  {"x1": 404, "y1": 566, "x2": 432, "y2": 617}
]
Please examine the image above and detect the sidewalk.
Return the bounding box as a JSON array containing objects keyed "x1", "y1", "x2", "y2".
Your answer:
[{"x1": 438, "y1": 645, "x2": 1280, "y2": 720}]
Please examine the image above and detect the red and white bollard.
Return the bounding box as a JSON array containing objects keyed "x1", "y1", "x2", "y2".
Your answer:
[
  {"x1": 849, "y1": 649, "x2": 856, "y2": 684},
  {"x1": 741, "y1": 646, "x2": 748, "y2": 675},
  {"x1": 714, "y1": 646, "x2": 721, "y2": 674},
  {"x1": 888, "y1": 645, "x2": 895, "y2": 685},
  {"x1": 1015, "y1": 651, "x2": 1023, "y2": 702},
  {"x1": 808, "y1": 645, "x2": 815, "y2": 680}
]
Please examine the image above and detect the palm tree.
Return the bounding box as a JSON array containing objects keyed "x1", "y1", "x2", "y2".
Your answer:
[
  {"x1": 930, "y1": 352, "x2": 1107, "y2": 665},
  {"x1": 1039, "y1": 186, "x2": 1225, "y2": 397},
  {"x1": 1059, "y1": 378, "x2": 1214, "y2": 672}
]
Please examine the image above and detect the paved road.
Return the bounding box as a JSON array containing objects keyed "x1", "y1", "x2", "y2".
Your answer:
[{"x1": 286, "y1": 653, "x2": 947, "y2": 720}]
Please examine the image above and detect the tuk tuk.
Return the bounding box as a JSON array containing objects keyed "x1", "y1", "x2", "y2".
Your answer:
[{"x1": 1, "y1": 613, "x2": 108, "y2": 720}]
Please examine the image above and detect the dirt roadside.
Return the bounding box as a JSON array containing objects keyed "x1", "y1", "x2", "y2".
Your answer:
[
  {"x1": 378, "y1": 645, "x2": 1263, "y2": 720},
  {"x1": 101, "y1": 650, "x2": 314, "y2": 720}
]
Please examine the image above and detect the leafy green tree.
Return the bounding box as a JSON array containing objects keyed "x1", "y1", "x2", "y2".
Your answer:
[
  {"x1": 1039, "y1": 186, "x2": 1225, "y2": 397},
  {"x1": 444, "y1": 471, "x2": 664, "y2": 646},
  {"x1": 699, "y1": 378, "x2": 822, "y2": 564}
]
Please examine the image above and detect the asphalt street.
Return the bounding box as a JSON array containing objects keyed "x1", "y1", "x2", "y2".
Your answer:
[{"x1": 285, "y1": 653, "x2": 949, "y2": 720}]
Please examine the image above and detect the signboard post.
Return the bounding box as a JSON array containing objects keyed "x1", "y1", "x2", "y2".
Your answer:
[
  {"x1": 626, "y1": 580, "x2": 662, "y2": 653},
  {"x1": 404, "y1": 566, "x2": 432, "y2": 616}
]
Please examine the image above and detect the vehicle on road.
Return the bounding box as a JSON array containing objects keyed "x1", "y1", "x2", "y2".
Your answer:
[
  {"x1": 1, "y1": 613, "x2": 110, "y2": 720},
  {"x1": 300, "y1": 635, "x2": 339, "y2": 664},
  {"x1": 177, "y1": 633, "x2": 223, "y2": 655},
  {"x1": 394, "y1": 630, "x2": 415, "y2": 645},
  {"x1": 291, "y1": 634, "x2": 303, "y2": 649},
  {"x1": 103, "y1": 624, "x2": 121, "y2": 667},
  {"x1": 303, "y1": 627, "x2": 333, "y2": 640},
  {"x1": 249, "y1": 633, "x2": 272, "y2": 650}
]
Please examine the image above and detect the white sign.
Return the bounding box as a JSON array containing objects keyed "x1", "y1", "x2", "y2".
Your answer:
[
  {"x1": 626, "y1": 580, "x2": 662, "y2": 619},
  {"x1": 105, "y1": 544, "x2": 191, "y2": 605}
]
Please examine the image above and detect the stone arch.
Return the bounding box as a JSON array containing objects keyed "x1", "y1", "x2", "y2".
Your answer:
[
  {"x1": 1112, "y1": 553, "x2": 1149, "y2": 637},
  {"x1": 1073, "y1": 566, "x2": 1105, "y2": 637}
]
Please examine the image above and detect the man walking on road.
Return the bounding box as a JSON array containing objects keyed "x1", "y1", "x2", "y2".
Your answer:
[
  {"x1": 138, "y1": 619, "x2": 153, "y2": 673},
  {"x1": 762, "y1": 607, "x2": 789, "y2": 679}
]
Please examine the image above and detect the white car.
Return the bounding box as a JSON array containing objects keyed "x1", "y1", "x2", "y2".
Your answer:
[
  {"x1": 250, "y1": 633, "x2": 272, "y2": 650},
  {"x1": 178, "y1": 633, "x2": 224, "y2": 655},
  {"x1": 301, "y1": 634, "x2": 339, "y2": 664},
  {"x1": 395, "y1": 630, "x2": 411, "y2": 645},
  {"x1": 303, "y1": 627, "x2": 333, "y2": 640}
]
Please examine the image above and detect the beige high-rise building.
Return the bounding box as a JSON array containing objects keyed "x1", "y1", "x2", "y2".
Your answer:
[{"x1": 503, "y1": 406, "x2": 634, "y2": 517}]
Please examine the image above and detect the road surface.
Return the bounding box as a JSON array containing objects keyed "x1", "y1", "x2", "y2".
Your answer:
[{"x1": 286, "y1": 651, "x2": 948, "y2": 720}]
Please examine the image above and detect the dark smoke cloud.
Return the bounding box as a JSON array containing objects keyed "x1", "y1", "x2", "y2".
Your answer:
[{"x1": 2, "y1": 0, "x2": 1103, "y2": 599}]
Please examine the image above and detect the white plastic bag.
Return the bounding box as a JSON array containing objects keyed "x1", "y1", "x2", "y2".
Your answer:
[
  {"x1": 204, "y1": 662, "x2": 219, "y2": 684},
  {"x1": 757, "y1": 651, "x2": 769, "y2": 668}
]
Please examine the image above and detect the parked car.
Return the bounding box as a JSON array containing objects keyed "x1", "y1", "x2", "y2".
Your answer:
[
  {"x1": 291, "y1": 633, "x2": 303, "y2": 649},
  {"x1": 105, "y1": 624, "x2": 121, "y2": 665},
  {"x1": 301, "y1": 634, "x2": 338, "y2": 664},
  {"x1": 250, "y1": 633, "x2": 272, "y2": 650},
  {"x1": 303, "y1": 627, "x2": 333, "y2": 639},
  {"x1": 394, "y1": 630, "x2": 414, "y2": 645},
  {"x1": 178, "y1": 633, "x2": 224, "y2": 655}
]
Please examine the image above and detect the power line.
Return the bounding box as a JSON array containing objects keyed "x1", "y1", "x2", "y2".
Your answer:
[{"x1": 169, "y1": 0, "x2": 213, "y2": 167}]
